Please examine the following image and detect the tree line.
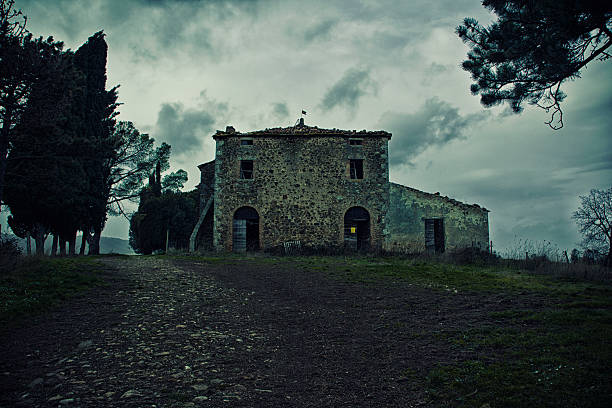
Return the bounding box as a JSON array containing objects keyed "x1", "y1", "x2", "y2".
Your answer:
[
  {"x1": 0, "y1": 0, "x2": 188, "y2": 255},
  {"x1": 129, "y1": 162, "x2": 198, "y2": 255}
]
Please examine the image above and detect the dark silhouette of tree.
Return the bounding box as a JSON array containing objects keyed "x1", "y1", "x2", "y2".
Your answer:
[
  {"x1": 572, "y1": 187, "x2": 612, "y2": 266},
  {"x1": 457, "y1": 1, "x2": 612, "y2": 129},
  {"x1": 106, "y1": 121, "x2": 170, "y2": 214},
  {"x1": 0, "y1": 1, "x2": 68, "y2": 228},
  {"x1": 161, "y1": 169, "x2": 188, "y2": 193},
  {"x1": 129, "y1": 173, "x2": 194, "y2": 255},
  {"x1": 72, "y1": 31, "x2": 119, "y2": 255},
  {"x1": 3, "y1": 18, "x2": 166, "y2": 255},
  {"x1": 3, "y1": 44, "x2": 85, "y2": 255},
  {"x1": 0, "y1": 0, "x2": 27, "y2": 214}
]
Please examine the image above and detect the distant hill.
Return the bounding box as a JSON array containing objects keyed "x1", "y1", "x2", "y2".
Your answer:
[
  {"x1": 2, "y1": 234, "x2": 134, "y2": 255},
  {"x1": 96, "y1": 236, "x2": 135, "y2": 255}
]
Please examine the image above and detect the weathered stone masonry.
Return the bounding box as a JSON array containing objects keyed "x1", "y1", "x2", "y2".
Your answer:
[
  {"x1": 385, "y1": 183, "x2": 489, "y2": 253},
  {"x1": 211, "y1": 124, "x2": 390, "y2": 251},
  {"x1": 194, "y1": 122, "x2": 489, "y2": 253}
]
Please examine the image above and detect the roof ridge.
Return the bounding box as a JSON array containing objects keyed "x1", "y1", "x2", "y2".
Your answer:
[
  {"x1": 214, "y1": 124, "x2": 391, "y2": 138},
  {"x1": 390, "y1": 182, "x2": 488, "y2": 212}
]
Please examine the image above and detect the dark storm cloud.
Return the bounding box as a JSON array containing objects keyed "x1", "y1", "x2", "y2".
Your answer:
[
  {"x1": 271, "y1": 102, "x2": 290, "y2": 119},
  {"x1": 19, "y1": 0, "x2": 259, "y2": 55},
  {"x1": 133, "y1": 0, "x2": 262, "y2": 58},
  {"x1": 144, "y1": 0, "x2": 259, "y2": 4},
  {"x1": 155, "y1": 104, "x2": 214, "y2": 155},
  {"x1": 382, "y1": 98, "x2": 488, "y2": 167},
  {"x1": 329, "y1": 0, "x2": 481, "y2": 24},
  {"x1": 320, "y1": 68, "x2": 377, "y2": 112},
  {"x1": 155, "y1": 92, "x2": 228, "y2": 155},
  {"x1": 303, "y1": 19, "x2": 337, "y2": 42}
]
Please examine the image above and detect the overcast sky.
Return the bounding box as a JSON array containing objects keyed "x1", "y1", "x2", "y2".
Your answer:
[{"x1": 10, "y1": 0, "x2": 612, "y2": 254}]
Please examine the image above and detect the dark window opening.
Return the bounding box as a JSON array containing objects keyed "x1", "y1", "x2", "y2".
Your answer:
[
  {"x1": 425, "y1": 218, "x2": 445, "y2": 253},
  {"x1": 240, "y1": 139, "x2": 253, "y2": 146},
  {"x1": 349, "y1": 159, "x2": 363, "y2": 179},
  {"x1": 240, "y1": 160, "x2": 253, "y2": 179},
  {"x1": 349, "y1": 139, "x2": 362, "y2": 145}
]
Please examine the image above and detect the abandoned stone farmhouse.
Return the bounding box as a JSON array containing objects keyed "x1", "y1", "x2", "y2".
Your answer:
[{"x1": 190, "y1": 119, "x2": 489, "y2": 253}]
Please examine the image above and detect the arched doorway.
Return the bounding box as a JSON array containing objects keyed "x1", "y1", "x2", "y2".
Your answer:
[
  {"x1": 233, "y1": 206, "x2": 259, "y2": 252},
  {"x1": 344, "y1": 206, "x2": 370, "y2": 250}
]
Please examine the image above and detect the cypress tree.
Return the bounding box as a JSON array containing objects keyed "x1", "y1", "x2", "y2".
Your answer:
[
  {"x1": 3, "y1": 42, "x2": 84, "y2": 255},
  {"x1": 73, "y1": 31, "x2": 119, "y2": 254}
]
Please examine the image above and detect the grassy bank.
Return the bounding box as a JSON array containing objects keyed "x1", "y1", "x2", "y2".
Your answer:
[
  {"x1": 0, "y1": 257, "x2": 104, "y2": 321},
  {"x1": 249, "y1": 255, "x2": 612, "y2": 407}
]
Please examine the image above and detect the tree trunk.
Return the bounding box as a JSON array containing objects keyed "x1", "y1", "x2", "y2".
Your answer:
[
  {"x1": 89, "y1": 229, "x2": 101, "y2": 255},
  {"x1": 79, "y1": 232, "x2": 87, "y2": 255},
  {"x1": 51, "y1": 234, "x2": 58, "y2": 256},
  {"x1": 0, "y1": 119, "x2": 10, "y2": 214},
  {"x1": 26, "y1": 232, "x2": 31, "y2": 255},
  {"x1": 165, "y1": 229, "x2": 169, "y2": 254},
  {"x1": 34, "y1": 224, "x2": 46, "y2": 255},
  {"x1": 68, "y1": 230, "x2": 76, "y2": 255},
  {"x1": 59, "y1": 239, "x2": 66, "y2": 256}
]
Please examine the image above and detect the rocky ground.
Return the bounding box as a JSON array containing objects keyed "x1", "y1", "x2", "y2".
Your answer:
[{"x1": 0, "y1": 256, "x2": 547, "y2": 407}]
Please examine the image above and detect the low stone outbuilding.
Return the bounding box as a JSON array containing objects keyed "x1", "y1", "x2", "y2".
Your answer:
[
  {"x1": 190, "y1": 121, "x2": 489, "y2": 253},
  {"x1": 385, "y1": 183, "x2": 489, "y2": 253}
]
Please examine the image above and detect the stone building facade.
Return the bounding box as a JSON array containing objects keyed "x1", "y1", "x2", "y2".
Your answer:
[
  {"x1": 191, "y1": 121, "x2": 489, "y2": 253},
  {"x1": 385, "y1": 183, "x2": 490, "y2": 253}
]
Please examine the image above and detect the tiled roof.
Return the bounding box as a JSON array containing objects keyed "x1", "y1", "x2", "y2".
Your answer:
[{"x1": 213, "y1": 124, "x2": 391, "y2": 138}]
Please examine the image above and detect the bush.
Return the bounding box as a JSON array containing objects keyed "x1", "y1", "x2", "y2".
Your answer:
[
  {"x1": 0, "y1": 235, "x2": 22, "y2": 274},
  {"x1": 448, "y1": 247, "x2": 499, "y2": 266}
]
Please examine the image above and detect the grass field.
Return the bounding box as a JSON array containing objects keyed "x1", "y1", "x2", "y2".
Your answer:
[
  {"x1": 3, "y1": 253, "x2": 611, "y2": 406},
  {"x1": 311, "y1": 256, "x2": 612, "y2": 407},
  {"x1": 0, "y1": 256, "x2": 104, "y2": 322},
  {"x1": 180, "y1": 254, "x2": 612, "y2": 407}
]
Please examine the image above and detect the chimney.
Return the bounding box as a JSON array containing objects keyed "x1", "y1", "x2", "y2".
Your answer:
[
  {"x1": 226, "y1": 126, "x2": 235, "y2": 133},
  {"x1": 299, "y1": 117, "x2": 304, "y2": 126}
]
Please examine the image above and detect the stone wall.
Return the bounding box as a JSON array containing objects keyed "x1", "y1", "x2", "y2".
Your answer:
[
  {"x1": 198, "y1": 160, "x2": 215, "y2": 206},
  {"x1": 194, "y1": 160, "x2": 215, "y2": 250},
  {"x1": 212, "y1": 130, "x2": 391, "y2": 251},
  {"x1": 385, "y1": 183, "x2": 489, "y2": 253}
]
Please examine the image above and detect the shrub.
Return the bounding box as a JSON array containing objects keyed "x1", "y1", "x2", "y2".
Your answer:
[
  {"x1": 0, "y1": 235, "x2": 22, "y2": 274},
  {"x1": 448, "y1": 247, "x2": 499, "y2": 266}
]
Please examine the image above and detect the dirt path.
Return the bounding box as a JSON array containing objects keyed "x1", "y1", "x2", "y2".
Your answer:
[{"x1": 0, "y1": 257, "x2": 545, "y2": 407}]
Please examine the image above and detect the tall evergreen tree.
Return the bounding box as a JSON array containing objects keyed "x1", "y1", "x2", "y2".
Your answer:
[
  {"x1": 0, "y1": 1, "x2": 67, "y2": 228},
  {"x1": 3, "y1": 40, "x2": 84, "y2": 255},
  {"x1": 0, "y1": 0, "x2": 27, "y2": 215},
  {"x1": 72, "y1": 31, "x2": 119, "y2": 254}
]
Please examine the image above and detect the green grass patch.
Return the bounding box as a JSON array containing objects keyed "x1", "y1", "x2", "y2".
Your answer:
[
  {"x1": 425, "y1": 358, "x2": 611, "y2": 408},
  {"x1": 429, "y1": 305, "x2": 612, "y2": 407},
  {"x1": 0, "y1": 257, "x2": 104, "y2": 321},
  {"x1": 286, "y1": 255, "x2": 611, "y2": 295},
  {"x1": 172, "y1": 254, "x2": 612, "y2": 298}
]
